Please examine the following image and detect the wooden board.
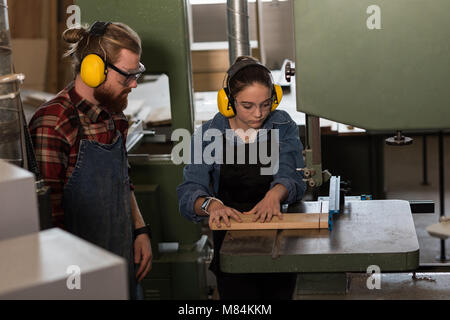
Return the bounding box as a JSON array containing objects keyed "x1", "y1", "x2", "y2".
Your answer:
[
  {"x1": 193, "y1": 71, "x2": 225, "y2": 92},
  {"x1": 319, "y1": 214, "x2": 329, "y2": 229},
  {"x1": 192, "y1": 47, "x2": 261, "y2": 91},
  {"x1": 191, "y1": 49, "x2": 229, "y2": 73},
  {"x1": 209, "y1": 213, "x2": 328, "y2": 231},
  {"x1": 191, "y1": 48, "x2": 261, "y2": 73}
]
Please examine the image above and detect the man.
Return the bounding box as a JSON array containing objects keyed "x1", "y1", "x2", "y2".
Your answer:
[{"x1": 29, "y1": 21, "x2": 151, "y2": 300}]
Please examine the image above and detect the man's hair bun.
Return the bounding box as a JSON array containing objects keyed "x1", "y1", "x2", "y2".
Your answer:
[{"x1": 62, "y1": 27, "x2": 88, "y2": 44}]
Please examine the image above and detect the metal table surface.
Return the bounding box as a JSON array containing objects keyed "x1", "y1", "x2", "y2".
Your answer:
[{"x1": 219, "y1": 200, "x2": 420, "y2": 273}]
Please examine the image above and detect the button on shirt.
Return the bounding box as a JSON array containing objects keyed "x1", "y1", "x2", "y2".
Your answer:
[{"x1": 29, "y1": 82, "x2": 133, "y2": 229}]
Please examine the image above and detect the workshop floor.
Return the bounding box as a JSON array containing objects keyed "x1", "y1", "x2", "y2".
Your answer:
[
  {"x1": 296, "y1": 272, "x2": 450, "y2": 300},
  {"x1": 384, "y1": 135, "x2": 449, "y2": 264},
  {"x1": 297, "y1": 134, "x2": 450, "y2": 300}
]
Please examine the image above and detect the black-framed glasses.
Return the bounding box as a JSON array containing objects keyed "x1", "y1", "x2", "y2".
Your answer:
[{"x1": 107, "y1": 62, "x2": 146, "y2": 86}]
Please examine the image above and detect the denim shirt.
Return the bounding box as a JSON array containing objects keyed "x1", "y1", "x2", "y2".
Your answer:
[{"x1": 176, "y1": 109, "x2": 306, "y2": 223}]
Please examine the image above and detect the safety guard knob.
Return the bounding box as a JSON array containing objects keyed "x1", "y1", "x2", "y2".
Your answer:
[{"x1": 285, "y1": 61, "x2": 295, "y2": 83}]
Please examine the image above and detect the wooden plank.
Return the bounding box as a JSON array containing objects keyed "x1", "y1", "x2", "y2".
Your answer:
[
  {"x1": 193, "y1": 71, "x2": 224, "y2": 92},
  {"x1": 210, "y1": 213, "x2": 327, "y2": 231},
  {"x1": 192, "y1": 48, "x2": 261, "y2": 91},
  {"x1": 192, "y1": 50, "x2": 229, "y2": 73},
  {"x1": 191, "y1": 48, "x2": 261, "y2": 73},
  {"x1": 319, "y1": 213, "x2": 329, "y2": 229}
]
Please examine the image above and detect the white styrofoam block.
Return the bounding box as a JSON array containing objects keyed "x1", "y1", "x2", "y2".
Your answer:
[
  {"x1": 0, "y1": 159, "x2": 39, "y2": 240},
  {"x1": 0, "y1": 228, "x2": 128, "y2": 299}
]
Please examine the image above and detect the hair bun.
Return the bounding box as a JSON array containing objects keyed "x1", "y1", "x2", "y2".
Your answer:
[
  {"x1": 62, "y1": 27, "x2": 88, "y2": 44},
  {"x1": 234, "y1": 55, "x2": 259, "y2": 64}
]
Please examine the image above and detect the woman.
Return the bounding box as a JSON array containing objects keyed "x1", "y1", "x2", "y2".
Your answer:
[{"x1": 177, "y1": 56, "x2": 306, "y2": 299}]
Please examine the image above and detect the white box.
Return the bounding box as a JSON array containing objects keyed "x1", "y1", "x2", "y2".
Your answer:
[
  {"x1": 0, "y1": 228, "x2": 128, "y2": 299},
  {"x1": 0, "y1": 159, "x2": 39, "y2": 240}
]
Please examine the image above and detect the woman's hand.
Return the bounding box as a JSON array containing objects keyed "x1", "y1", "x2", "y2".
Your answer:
[
  {"x1": 243, "y1": 184, "x2": 288, "y2": 223},
  {"x1": 208, "y1": 200, "x2": 243, "y2": 228}
]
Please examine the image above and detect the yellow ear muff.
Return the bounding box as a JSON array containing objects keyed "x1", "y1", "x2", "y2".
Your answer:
[
  {"x1": 80, "y1": 54, "x2": 107, "y2": 88},
  {"x1": 217, "y1": 88, "x2": 236, "y2": 118},
  {"x1": 271, "y1": 84, "x2": 283, "y2": 111}
]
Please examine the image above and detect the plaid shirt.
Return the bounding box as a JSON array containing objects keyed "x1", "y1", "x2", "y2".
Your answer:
[{"x1": 29, "y1": 82, "x2": 133, "y2": 229}]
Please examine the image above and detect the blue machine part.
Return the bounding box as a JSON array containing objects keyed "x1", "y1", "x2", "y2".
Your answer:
[{"x1": 328, "y1": 176, "x2": 341, "y2": 231}]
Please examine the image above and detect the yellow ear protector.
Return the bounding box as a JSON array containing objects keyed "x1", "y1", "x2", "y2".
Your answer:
[
  {"x1": 217, "y1": 60, "x2": 283, "y2": 118},
  {"x1": 80, "y1": 53, "x2": 108, "y2": 88},
  {"x1": 80, "y1": 21, "x2": 111, "y2": 88}
]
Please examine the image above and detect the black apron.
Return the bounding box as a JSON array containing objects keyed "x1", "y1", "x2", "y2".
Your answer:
[
  {"x1": 210, "y1": 132, "x2": 273, "y2": 274},
  {"x1": 210, "y1": 131, "x2": 297, "y2": 300}
]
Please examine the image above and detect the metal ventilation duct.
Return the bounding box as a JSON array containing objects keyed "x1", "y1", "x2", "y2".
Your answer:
[
  {"x1": 227, "y1": 0, "x2": 251, "y2": 65},
  {"x1": 0, "y1": 0, "x2": 24, "y2": 166}
]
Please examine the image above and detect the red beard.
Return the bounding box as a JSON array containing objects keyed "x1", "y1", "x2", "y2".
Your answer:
[{"x1": 94, "y1": 85, "x2": 131, "y2": 114}]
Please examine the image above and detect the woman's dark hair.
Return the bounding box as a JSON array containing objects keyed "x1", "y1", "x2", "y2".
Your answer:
[{"x1": 227, "y1": 56, "x2": 273, "y2": 97}]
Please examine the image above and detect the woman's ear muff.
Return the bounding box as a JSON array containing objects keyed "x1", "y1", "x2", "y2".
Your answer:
[
  {"x1": 218, "y1": 84, "x2": 283, "y2": 116},
  {"x1": 217, "y1": 87, "x2": 236, "y2": 118},
  {"x1": 80, "y1": 54, "x2": 108, "y2": 88},
  {"x1": 271, "y1": 84, "x2": 283, "y2": 111}
]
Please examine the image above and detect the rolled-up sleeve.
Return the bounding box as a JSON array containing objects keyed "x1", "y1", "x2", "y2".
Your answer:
[{"x1": 270, "y1": 120, "x2": 306, "y2": 204}]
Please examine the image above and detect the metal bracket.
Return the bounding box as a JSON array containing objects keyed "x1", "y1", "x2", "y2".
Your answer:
[
  {"x1": 386, "y1": 130, "x2": 413, "y2": 146},
  {"x1": 284, "y1": 61, "x2": 295, "y2": 83},
  {"x1": 0, "y1": 73, "x2": 25, "y2": 84},
  {"x1": 126, "y1": 119, "x2": 157, "y2": 152},
  {"x1": 0, "y1": 91, "x2": 19, "y2": 101},
  {"x1": 328, "y1": 176, "x2": 341, "y2": 231}
]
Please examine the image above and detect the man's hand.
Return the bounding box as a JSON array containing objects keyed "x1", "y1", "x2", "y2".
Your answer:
[
  {"x1": 134, "y1": 234, "x2": 152, "y2": 282},
  {"x1": 208, "y1": 200, "x2": 243, "y2": 228}
]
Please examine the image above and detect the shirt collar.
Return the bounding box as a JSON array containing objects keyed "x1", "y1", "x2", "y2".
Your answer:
[
  {"x1": 209, "y1": 111, "x2": 277, "y2": 133},
  {"x1": 66, "y1": 82, "x2": 127, "y2": 123}
]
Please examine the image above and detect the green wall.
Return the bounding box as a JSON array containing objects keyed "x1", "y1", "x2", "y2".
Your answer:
[{"x1": 293, "y1": 0, "x2": 450, "y2": 130}]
